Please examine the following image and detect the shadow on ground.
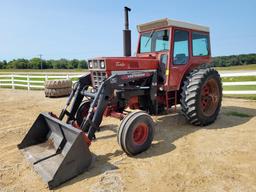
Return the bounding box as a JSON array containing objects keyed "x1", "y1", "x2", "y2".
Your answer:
[
  {"x1": 59, "y1": 105, "x2": 256, "y2": 188},
  {"x1": 137, "y1": 106, "x2": 256, "y2": 158}
]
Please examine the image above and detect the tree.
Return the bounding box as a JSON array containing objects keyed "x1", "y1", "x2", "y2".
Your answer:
[
  {"x1": 52, "y1": 59, "x2": 68, "y2": 69},
  {"x1": 45, "y1": 60, "x2": 53, "y2": 69},
  {"x1": 78, "y1": 60, "x2": 88, "y2": 69},
  {"x1": 69, "y1": 59, "x2": 79, "y2": 69},
  {"x1": 29, "y1": 58, "x2": 43, "y2": 69},
  {"x1": 7, "y1": 59, "x2": 29, "y2": 69},
  {"x1": 2, "y1": 53, "x2": 254, "y2": 69},
  {"x1": 211, "y1": 53, "x2": 256, "y2": 67},
  {"x1": 0, "y1": 60, "x2": 4, "y2": 69}
]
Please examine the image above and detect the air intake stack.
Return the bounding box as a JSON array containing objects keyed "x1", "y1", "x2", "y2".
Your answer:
[{"x1": 123, "y1": 6, "x2": 131, "y2": 57}]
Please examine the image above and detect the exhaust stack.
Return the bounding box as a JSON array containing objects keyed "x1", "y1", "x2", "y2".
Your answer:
[{"x1": 123, "y1": 6, "x2": 131, "y2": 57}]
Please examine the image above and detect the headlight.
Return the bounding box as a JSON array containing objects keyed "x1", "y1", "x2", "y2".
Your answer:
[
  {"x1": 89, "y1": 61, "x2": 93, "y2": 68},
  {"x1": 100, "y1": 60, "x2": 105, "y2": 69}
]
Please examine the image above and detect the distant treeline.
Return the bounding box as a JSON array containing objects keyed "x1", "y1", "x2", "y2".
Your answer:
[
  {"x1": 212, "y1": 53, "x2": 256, "y2": 67},
  {"x1": 0, "y1": 53, "x2": 256, "y2": 69},
  {"x1": 0, "y1": 58, "x2": 88, "y2": 69}
]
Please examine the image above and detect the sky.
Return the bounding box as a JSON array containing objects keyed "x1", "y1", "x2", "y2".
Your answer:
[{"x1": 0, "y1": 0, "x2": 255, "y2": 61}]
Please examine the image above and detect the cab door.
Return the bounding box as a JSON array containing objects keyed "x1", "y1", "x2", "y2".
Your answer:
[{"x1": 168, "y1": 28, "x2": 191, "y2": 90}]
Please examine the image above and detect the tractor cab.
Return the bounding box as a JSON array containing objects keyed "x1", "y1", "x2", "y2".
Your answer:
[{"x1": 136, "y1": 18, "x2": 211, "y2": 90}]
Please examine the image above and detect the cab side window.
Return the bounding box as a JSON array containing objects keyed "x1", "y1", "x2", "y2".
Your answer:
[
  {"x1": 192, "y1": 32, "x2": 209, "y2": 56},
  {"x1": 173, "y1": 30, "x2": 189, "y2": 65}
]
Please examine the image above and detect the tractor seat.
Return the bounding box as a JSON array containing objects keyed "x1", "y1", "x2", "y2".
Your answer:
[{"x1": 174, "y1": 54, "x2": 188, "y2": 64}]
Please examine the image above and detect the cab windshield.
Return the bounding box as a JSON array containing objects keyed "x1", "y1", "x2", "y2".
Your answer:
[{"x1": 139, "y1": 29, "x2": 170, "y2": 53}]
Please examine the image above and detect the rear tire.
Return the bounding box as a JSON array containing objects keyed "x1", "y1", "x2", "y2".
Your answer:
[
  {"x1": 180, "y1": 67, "x2": 222, "y2": 126},
  {"x1": 117, "y1": 111, "x2": 154, "y2": 156}
]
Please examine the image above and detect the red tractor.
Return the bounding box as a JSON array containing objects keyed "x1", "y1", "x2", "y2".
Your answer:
[{"x1": 18, "y1": 7, "x2": 222, "y2": 189}]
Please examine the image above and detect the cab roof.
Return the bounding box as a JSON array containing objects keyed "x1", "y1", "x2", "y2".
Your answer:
[{"x1": 137, "y1": 18, "x2": 209, "y2": 33}]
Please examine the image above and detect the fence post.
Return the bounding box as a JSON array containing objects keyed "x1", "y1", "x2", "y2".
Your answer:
[
  {"x1": 11, "y1": 74, "x2": 14, "y2": 89},
  {"x1": 27, "y1": 75, "x2": 30, "y2": 91},
  {"x1": 66, "y1": 74, "x2": 69, "y2": 80},
  {"x1": 45, "y1": 75, "x2": 48, "y2": 89}
]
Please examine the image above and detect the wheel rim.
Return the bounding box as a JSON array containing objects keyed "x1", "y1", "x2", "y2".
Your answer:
[
  {"x1": 77, "y1": 102, "x2": 90, "y2": 126},
  {"x1": 81, "y1": 104, "x2": 89, "y2": 118},
  {"x1": 200, "y1": 78, "x2": 220, "y2": 116},
  {"x1": 132, "y1": 123, "x2": 149, "y2": 145}
]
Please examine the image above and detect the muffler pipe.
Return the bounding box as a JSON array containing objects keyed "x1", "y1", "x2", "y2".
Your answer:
[{"x1": 123, "y1": 6, "x2": 131, "y2": 57}]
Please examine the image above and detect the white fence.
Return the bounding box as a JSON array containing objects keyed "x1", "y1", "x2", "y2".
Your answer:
[
  {"x1": 0, "y1": 72, "x2": 255, "y2": 95},
  {"x1": 0, "y1": 74, "x2": 83, "y2": 90},
  {"x1": 219, "y1": 71, "x2": 256, "y2": 77},
  {"x1": 219, "y1": 71, "x2": 256, "y2": 95}
]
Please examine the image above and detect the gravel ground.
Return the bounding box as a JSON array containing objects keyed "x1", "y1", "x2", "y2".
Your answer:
[{"x1": 0, "y1": 89, "x2": 256, "y2": 192}]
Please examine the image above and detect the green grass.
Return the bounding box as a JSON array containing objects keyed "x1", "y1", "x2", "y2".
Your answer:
[
  {"x1": 224, "y1": 94, "x2": 256, "y2": 100},
  {"x1": 216, "y1": 64, "x2": 256, "y2": 71},
  {"x1": 223, "y1": 85, "x2": 256, "y2": 91},
  {"x1": 0, "y1": 85, "x2": 42, "y2": 90},
  {"x1": 222, "y1": 76, "x2": 256, "y2": 82},
  {"x1": 224, "y1": 111, "x2": 252, "y2": 118},
  {"x1": 0, "y1": 69, "x2": 87, "y2": 72}
]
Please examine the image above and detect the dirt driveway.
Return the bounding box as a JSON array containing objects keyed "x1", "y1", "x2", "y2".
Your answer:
[{"x1": 0, "y1": 89, "x2": 256, "y2": 192}]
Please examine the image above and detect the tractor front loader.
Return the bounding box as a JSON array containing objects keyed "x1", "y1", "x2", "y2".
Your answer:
[
  {"x1": 18, "y1": 70, "x2": 157, "y2": 189},
  {"x1": 18, "y1": 7, "x2": 222, "y2": 189}
]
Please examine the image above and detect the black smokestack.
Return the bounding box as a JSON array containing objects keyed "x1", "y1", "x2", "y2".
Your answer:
[{"x1": 123, "y1": 6, "x2": 131, "y2": 57}]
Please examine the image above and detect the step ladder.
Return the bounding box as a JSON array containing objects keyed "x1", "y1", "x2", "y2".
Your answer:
[{"x1": 165, "y1": 90, "x2": 177, "y2": 113}]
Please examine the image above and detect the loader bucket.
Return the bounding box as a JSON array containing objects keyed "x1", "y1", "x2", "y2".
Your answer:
[{"x1": 17, "y1": 112, "x2": 92, "y2": 189}]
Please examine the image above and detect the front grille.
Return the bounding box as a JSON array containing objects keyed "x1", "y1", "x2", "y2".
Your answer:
[{"x1": 92, "y1": 71, "x2": 107, "y2": 88}]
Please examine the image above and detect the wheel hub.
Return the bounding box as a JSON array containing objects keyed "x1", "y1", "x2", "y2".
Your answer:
[
  {"x1": 200, "y1": 78, "x2": 220, "y2": 116},
  {"x1": 76, "y1": 102, "x2": 91, "y2": 126},
  {"x1": 133, "y1": 123, "x2": 148, "y2": 145}
]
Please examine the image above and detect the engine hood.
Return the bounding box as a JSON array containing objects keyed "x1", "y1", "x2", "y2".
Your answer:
[{"x1": 88, "y1": 57, "x2": 158, "y2": 72}]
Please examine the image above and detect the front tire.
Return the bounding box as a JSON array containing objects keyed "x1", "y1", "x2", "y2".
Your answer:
[
  {"x1": 76, "y1": 101, "x2": 91, "y2": 126},
  {"x1": 76, "y1": 101, "x2": 103, "y2": 131},
  {"x1": 117, "y1": 111, "x2": 154, "y2": 156},
  {"x1": 180, "y1": 67, "x2": 222, "y2": 126}
]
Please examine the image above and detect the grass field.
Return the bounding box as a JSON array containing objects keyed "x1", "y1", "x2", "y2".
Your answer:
[
  {"x1": 224, "y1": 94, "x2": 256, "y2": 100},
  {"x1": 222, "y1": 76, "x2": 256, "y2": 82},
  {"x1": 223, "y1": 85, "x2": 256, "y2": 91},
  {"x1": 216, "y1": 64, "x2": 256, "y2": 71},
  {"x1": 0, "y1": 69, "x2": 86, "y2": 73}
]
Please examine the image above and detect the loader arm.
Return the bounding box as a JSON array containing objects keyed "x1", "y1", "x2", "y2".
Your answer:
[
  {"x1": 81, "y1": 71, "x2": 158, "y2": 140},
  {"x1": 58, "y1": 74, "x2": 92, "y2": 122}
]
